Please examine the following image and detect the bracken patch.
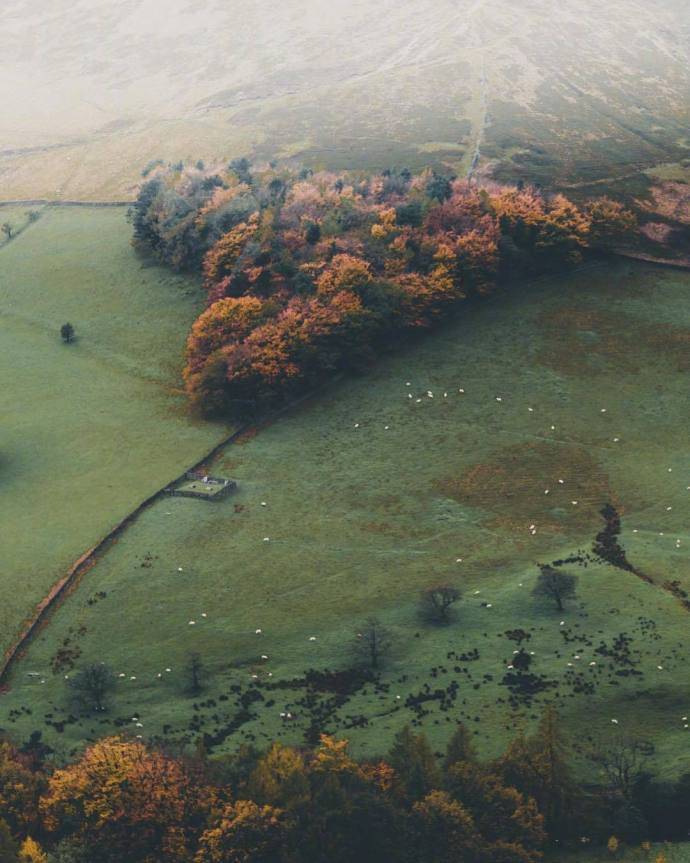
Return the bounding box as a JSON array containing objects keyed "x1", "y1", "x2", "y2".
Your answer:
[
  {"x1": 536, "y1": 306, "x2": 690, "y2": 376},
  {"x1": 433, "y1": 440, "x2": 617, "y2": 535}
]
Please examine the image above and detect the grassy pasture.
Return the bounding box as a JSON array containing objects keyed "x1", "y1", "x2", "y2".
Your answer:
[
  {"x1": 0, "y1": 205, "x2": 45, "y2": 247},
  {"x1": 0, "y1": 206, "x2": 228, "y2": 653},
  {"x1": 549, "y1": 844, "x2": 690, "y2": 862},
  {"x1": 1, "y1": 258, "x2": 688, "y2": 775}
]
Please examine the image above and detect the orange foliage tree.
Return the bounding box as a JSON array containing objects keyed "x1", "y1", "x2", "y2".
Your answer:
[
  {"x1": 40, "y1": 737, "x2": 211, "y2": 863},
  {"x1": 123, "y1": 164, "x2": 637, "y2": 418},
  {"x1": 315, "y1": 255, "x2": 374, "y2": 297},
  {"x1": 185, "y1": 297, "x2": 268, "y2": 377},
  {"x1": 202, "y1": 214, "x2": 261, "y2": 292},
  {"x1": 585, "y1": 197, "x2": 638, "y2": 248}
]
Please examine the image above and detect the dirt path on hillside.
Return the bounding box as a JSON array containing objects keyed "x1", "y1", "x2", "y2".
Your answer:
[{"x1": 464, "y1": 3, "x2": 488, "y2": 181}]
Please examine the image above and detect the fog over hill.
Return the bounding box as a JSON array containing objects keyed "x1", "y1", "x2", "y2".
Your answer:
[{"x1": 1, "y1": 0, "x2": 689, "y2": 199}]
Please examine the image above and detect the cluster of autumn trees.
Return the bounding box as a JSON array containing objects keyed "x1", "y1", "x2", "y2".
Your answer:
[
  {"x1": 0, "y1": 706, "x2": 688, "y2": 863},
  {"x1": 130, "y1": 161, "x2": 636, "y2": 418}
]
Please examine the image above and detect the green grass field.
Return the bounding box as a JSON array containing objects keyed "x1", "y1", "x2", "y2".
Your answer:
[
  {"x1": 0, "y1": 206, "x2": 229, "y2": 654},
  {"x1": 1, "y1": 255, "x2": 688, "y2": 775},
  {"x1": 0, "y1": 205, "x2": 45, "y2": 248},
  {"x1": 549, "y1": 843, "x2": 690, "y2": 862}
]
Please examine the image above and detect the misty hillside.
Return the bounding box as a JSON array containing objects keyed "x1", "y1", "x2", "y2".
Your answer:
[{"x1": 1, "y1": 0, "x2": 689, "y2": 199}]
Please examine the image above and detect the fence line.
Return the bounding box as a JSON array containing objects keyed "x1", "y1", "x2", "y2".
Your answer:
[
  {"x1": 0, "y1": 200, "x2": 133, "y2": 208},
  {"x1": 0, "y1": 385, "x2": 333, "y2": 688}
]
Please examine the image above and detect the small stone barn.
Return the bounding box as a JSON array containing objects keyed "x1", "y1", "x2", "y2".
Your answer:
[{"x1": 167, "y1": 472, "x2": 237, "y2": 501}]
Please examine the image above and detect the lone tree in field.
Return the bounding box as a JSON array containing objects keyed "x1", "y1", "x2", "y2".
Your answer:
[
  {"x1": 185, "y1": 651, "x2": 204, "y2": 696},
  {"x1": 419, "y1": 584, "x2": 461, "y2": 624},
  {"x1": 354, "y1": 617, "x2": 393, "y2": 670},
  {"x1": 1, "y1": 222, "x2": 13, "y2": 240},
  {"x1": 68, "y1": 663, "x2": 115, "y2": 713},
  {"x1": 532, "y1": 565, "x2": 578, "y2": 612},
  {"x1": 60, "y1": 323, "x2": 75, "y2": 344}
]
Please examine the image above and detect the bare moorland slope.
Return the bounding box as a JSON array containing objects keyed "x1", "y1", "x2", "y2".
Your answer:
[{"x1": 1, "y1": 0, "x2": 689, "y2": 202}]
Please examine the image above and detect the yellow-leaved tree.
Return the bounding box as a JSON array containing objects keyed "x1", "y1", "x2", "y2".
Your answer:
[
  {"x1": 19, "y1": 837, "x2": 47, "y2": 863},
  {"x1": 40, "y1": 737, "x2": 211, "y2": 863}
]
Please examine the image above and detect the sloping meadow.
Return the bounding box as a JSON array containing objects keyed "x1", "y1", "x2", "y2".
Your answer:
[
  {"x1": 0, "y1": 206, "x2": 229, "y2": 657},
  {"x1": 3, "y1": 258, "x2": 689, "y2": 776}
]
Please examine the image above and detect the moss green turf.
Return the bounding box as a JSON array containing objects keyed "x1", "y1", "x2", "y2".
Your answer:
[
  {"x1": 1, "y1": 221, "x2": 689, "y2": 782},
  {"x1": 0, "y1": 207, "x2": 229, "y2": 652}
]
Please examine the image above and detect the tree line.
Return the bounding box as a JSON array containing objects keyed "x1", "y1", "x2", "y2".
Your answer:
[
  {"x1": 0, "y1": 702, "x2": 687, "y2": 863},
  {"x1": 129, "y1": 161, "x2": 636, "y2": 419}
]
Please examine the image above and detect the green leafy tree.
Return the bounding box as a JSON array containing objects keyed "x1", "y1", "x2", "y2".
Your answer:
[
  {"x1": 443, "y1": 723, "x2": 477, "y2": 775},
  {"x1": 247, "y1": 742, "x2": 309, "y2": 810},
  {"x1": 185, "y1": 652, "x2": 204, "y2": 696},
  {"x1": 0, "y1": 741, "x2": 44, "y2": 838},
  {"x1": 496, "y1": 705, "x2": 577, "y2": 838},
  {"x1": 44, "y1": 838, "x2": 88, "y2": 863},
  {"x1": 206, "y1": 743, "x2": 261, "y2": 797},
  {"x1": 420, "y1": 585, "x2": 461, "y2": 624},
  {"x1": 388, "y1": 726, "x2": 441, "y2": 800},
  {"x1": 305, "y1": 222, "x2": 321, "y2": 245},
  {"x1": 229, "y1": 157, "x2": 253, "y2": 186},
  {"x1": 0, "y1": 819, "x2": 18, "y2": 863},
  {"x1": 395, "y1": 200, "x2": 423, "y2": 226},
  {"x1": 446, "y1": 763, "x2": 545, "y2": 861},
  {"x1": 532, "y1": 565, "x2": 577, "y2": 611},
  {"x1": 298, "y1": 736, "x2": 409, "y2": 863},
  {"x1": 60, "y1": 323, "x2": 75, "y2": 344},
  {"x1": 67, "y1": 663, "x2": 115, "y2": 713},
  {"x1": 426, "y1": 172, "x2": 453, "y2": 202}
]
